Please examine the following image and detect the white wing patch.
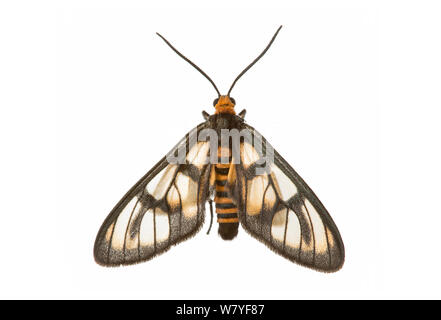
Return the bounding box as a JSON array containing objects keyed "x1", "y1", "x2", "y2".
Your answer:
[
  {"x1": 187, "y1": 142, "x2": 210, "y2": 169},
  {"x1": 246, "y1": 175, "x2": 269, "y2": 215},
  {"x1": 285, "y1": 210, "x2": 301, "y2": 249},
  {"x1": 305, "y1": 199, "x2": 327, "y2": 254},
  {"x1": 270, "y1": 209, "x2": 303, "y2": 251},
  {"x1": 271, "y1": 164, "x2": 297, "y2": 201},
  {"x1": 105, "y1": 222, "x2": 115, "y2": 242},
  {"x1": 271, "y1": 208, "x2": 287, "y2": 242},
  {"x1": 140, "y1": 208, "x2": 154, "y2": 246},
  {"x1": 147, "y1": 164, "x2": 178, "y2": 200},
  {"x1": 299, "y1": 200, "x2": 314, "y2": 255},
  {"x1": 111, "y1": 197, "x2": 138, "y2": 250},
  {"x1": 155, "y1": 208, "x2": 170, "y2": 242},
  {"x1": 166, "y1": 185, "x2": 180, "y2": 211},
  {"x1": 263, "y1": 185, "x2": 277, "y2": 210},
  {"x1": 326, "y1": 227, "x2": 334, "y2": 246},
  {"x1": 175, "y1": 172, "x2": 198, "y2": 218},
  {"x1": 125, "y1": 199, "x2": 143, "y2": 250},
  {"x1": 241, "y1": 142, "x2": 260, "y2": 168}
]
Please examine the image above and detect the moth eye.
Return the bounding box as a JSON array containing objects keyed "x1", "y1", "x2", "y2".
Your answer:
[
  {"x1": 230, "y1": 97, "x2": 236, "y2": 105},
  {"x1": 213, "y1": 98, "x2": 219, "y2": 106}
]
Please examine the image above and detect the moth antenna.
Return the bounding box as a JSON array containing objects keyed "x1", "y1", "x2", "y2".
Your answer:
[
  {"x1": 156, "y1": 32, "x2": 221, "y2": 97},
  {"x1": 227, "y1": 25, "x2": 282, "y2": 96}
]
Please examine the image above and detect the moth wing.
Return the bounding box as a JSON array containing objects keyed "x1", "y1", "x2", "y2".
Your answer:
[
  {"x1": 231, "y1": 124, "x2": 345, "y2": 272},
  {"x1": 94, "y1": 123, "x2": 212, "y2": 266}
]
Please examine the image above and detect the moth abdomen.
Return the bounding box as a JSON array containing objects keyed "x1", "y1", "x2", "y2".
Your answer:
[
  {"x1": 218, "y1": 222, "x2": 239, "y2": 240},
  {"x1": 214, "y1": 147, "x2": 239, "y2": 240}
]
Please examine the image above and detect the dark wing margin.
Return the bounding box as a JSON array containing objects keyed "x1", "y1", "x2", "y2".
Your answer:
[
  {"x1": 230, "y1": 123, "x2": 345, "y2": 272},
  {"x1": 94, "y1": 122, "x2": 212, "y2": 266}
]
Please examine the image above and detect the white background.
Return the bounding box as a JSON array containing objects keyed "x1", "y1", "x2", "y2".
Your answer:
[{"x1": 1, "y1": 0, "x2": 440, "y2": 299}]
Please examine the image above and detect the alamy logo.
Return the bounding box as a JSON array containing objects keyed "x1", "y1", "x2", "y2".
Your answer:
[{"x1": 166, "y1": 128, "x2": 274, "y2": 175}]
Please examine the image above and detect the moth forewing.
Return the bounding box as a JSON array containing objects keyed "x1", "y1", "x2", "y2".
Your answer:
[
  {"x1": 94, "y1": 124, "x2": 212, "y2": 266},
  {"x1": 232, "y1": 125, "x2": 345, "y2": 272}
]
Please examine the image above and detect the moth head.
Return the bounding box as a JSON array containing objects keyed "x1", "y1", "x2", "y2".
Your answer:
[{"x1": 213, "y1": 95, "x2": 236, "y2": 114}]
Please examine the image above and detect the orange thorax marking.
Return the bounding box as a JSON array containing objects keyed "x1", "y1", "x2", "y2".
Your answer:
[{"x1": 214, "y1": 95, "x2": 236, "y2": 114}]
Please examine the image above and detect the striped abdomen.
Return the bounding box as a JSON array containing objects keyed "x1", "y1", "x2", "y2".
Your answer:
[{"x1": 215, "y1": 147, "x2": 239, "y2": 240}]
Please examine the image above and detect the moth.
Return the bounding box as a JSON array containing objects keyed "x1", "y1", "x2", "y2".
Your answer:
[{"x1": 94, "y1": 26, "x2": 345, "y2": 272}]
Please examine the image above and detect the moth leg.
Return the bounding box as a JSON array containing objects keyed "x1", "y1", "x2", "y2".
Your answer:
[
  {"x1": 238, "y1": 109, "x2": 246, "y2": 119},
  {"x1": 206, "y1": 199, "x2": 214, "y2": 235}
]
